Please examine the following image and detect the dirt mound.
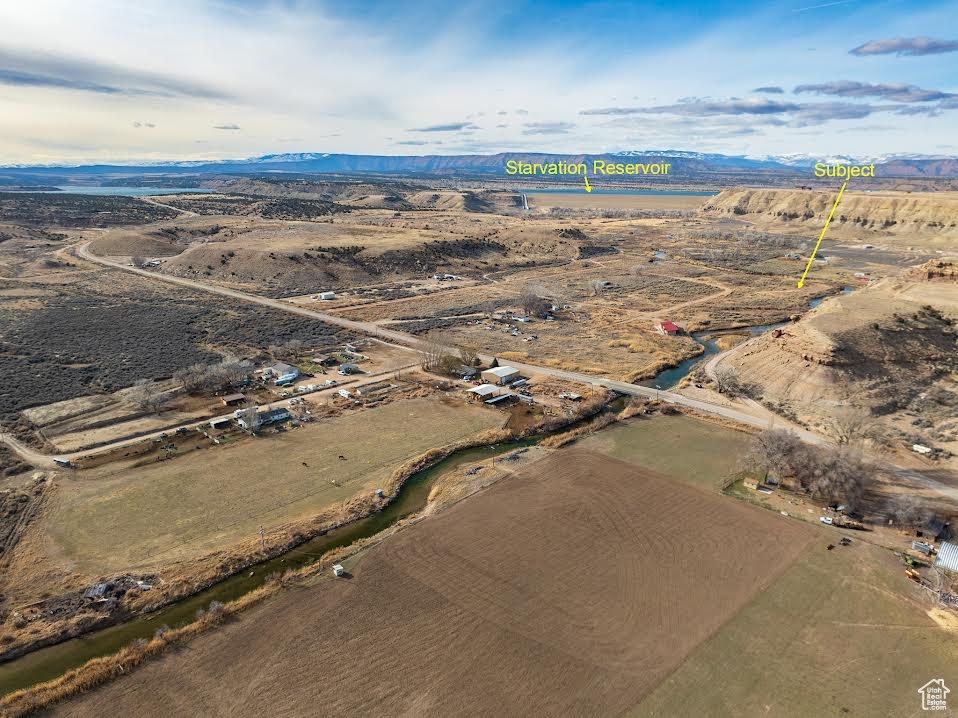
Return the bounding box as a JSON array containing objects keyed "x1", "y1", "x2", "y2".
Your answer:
[
  {"x1": 704, "y1": 189, "x2": 958, "y2": 235},
  {"x1": 405, "y1": 191, "x2": 494, "y2": 213},
  {"x1": 556, "y1": 227, "x2": 589, "y2": 240},
  {"x1": 408, "y1": 190, "x2": 466, "y2": 210},
  {"x1": 56, "y1": 450, "x2": 813, "y2": 718}
]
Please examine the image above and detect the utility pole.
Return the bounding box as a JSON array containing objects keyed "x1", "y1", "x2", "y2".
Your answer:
[{"x1": 259, "y1": 525, "x2": 266, "y2": 551}]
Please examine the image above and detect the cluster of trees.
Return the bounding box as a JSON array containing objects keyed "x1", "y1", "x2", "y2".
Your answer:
[
  {"x1": 747, "y1": 429, "x2": 871, "y2": 509},
  {"x1": 690, "y1": 229, "x2": 806, "y2": 249},
  {"x1": 127, "y1": 379, "x2": 169, "y2": 413},
  {"x1": 173, "y1": 354, "x2": 253, "y2": 395},
  {"x1": 419, "y1": 331, "x2": 479, "y2": 374},
  {"x1": 267, "y1": 339, "x2": 305, "y2": 361},
  {"x1": 520, "y1": 286, "x2": 553, "y2": 318}
]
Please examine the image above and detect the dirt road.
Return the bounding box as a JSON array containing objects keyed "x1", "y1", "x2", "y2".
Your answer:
[
  {"x1": 0, "y1": 433, "x2": 58, "y2": 470},
  {"x1": 139, "y1": 196, "x2": 197, "y2": 217}
]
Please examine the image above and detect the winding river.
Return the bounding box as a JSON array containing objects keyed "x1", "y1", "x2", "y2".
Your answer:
[{"x1": 641, "y1": 287, "x2": 855, "y2": 391}]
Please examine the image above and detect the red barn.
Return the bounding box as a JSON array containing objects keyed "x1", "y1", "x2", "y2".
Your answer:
[{"x1": 657, "y1": 321, "x2": 681, "y2": 336}]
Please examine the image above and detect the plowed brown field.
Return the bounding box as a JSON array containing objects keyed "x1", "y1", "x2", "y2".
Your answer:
[{"x1": 57, "y1": 450, "x2": 815, "y2": 717}]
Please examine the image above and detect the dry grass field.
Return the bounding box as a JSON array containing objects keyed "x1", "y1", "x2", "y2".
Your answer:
[
  {"x1": 40, "y1": 398, "x2": 502, "y2": 575},
  {"x1": 53, "y1": 449, "x2": 815, "y2": 717},
  {"x1": 579, "y1": 413, "x2": 752, "y2": 489},
  {"x1": 631, "y1": 539, "x2": 958, "y2": 717}
]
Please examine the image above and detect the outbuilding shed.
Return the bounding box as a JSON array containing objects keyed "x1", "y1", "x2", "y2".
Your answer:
[
  {"x1": 481, "y1": 366, "x2": 520, "y2": 385},
  {"x1": 467, "y1": 384, "x2": 501, "y2": 400}
]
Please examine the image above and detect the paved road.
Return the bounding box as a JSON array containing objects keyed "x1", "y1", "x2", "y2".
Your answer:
[{"x1": 7, "y1": 241, "x2": 949, "y2": 500}]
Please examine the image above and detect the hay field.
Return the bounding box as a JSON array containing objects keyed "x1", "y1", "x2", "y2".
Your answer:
[
  {"x1": 631, "y1": 539, "x2": 958, "y2": 717},
  {"x1": 55, "y1": 450, "x2": 814, "y2": 717},
  {"x1": 45, "y1": 398, "x2": 501, "y2": 572},
  {"x1": 579, "y1": 413, "x2": 752, "y2": 489},
  {"x1": 526, "y1": 191, "x2": 712, "y2": 210}
]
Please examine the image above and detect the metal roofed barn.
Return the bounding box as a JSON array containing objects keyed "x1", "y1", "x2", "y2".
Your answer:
[
  {"x1": 481, "y1": 366, "x2": 520, "y2": 385},
  {"x1": 935, "y1": 541, "x2": 958, "y2": 573}
]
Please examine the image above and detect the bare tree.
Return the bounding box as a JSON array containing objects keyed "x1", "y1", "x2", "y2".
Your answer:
[
  {"x1": 127, "y1": 379, "x2": 166, "y2": 414},
  {"x1": 520, "y1": 286, "x2": 551, "y2": 318},
  {"x1": 746, "y1": 428, "x2": 806, "y2": 481},
  {"x1": 713, "y1": 365, "x2": 745, "y2": 398},
  {"x1": 824, "y1": 405, "x2": 878, "y2": 446},
  {"x1": 215, "y1": 353, "x2": 253, "y2": 387},
  {"x1": 420, "y1": 331, "x2": 453, "y2": 372},
  {"x1": 458, "y1": 344, "x2": 479, "y2": 367},
  {"x1": 237, "y1": 405, "x2": 261, "y2": 432},
  {"x1": 885, "y1": 495, "x2": 932, "y2": 529},
  {"x1": 268, "y1": 340, "x2": 304, "y2": 361},
  {"x1": 588, "y1": 279, "x2": 606, "y2": 296},
  {"x1": 174, "y1": 363, "x2": 210, "y2": 393},
  {"x1": 803, "y1": 447, "x2": 870, "y2": 510}
]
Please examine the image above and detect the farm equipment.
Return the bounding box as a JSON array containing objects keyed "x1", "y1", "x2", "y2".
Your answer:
[{"x1": 905, "y1": 568, "x2": 922, "y2": 584}]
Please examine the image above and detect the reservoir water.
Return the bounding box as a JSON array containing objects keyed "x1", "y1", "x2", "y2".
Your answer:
[
  {"x1": 52, "y1": 186, "x2": 215, "y2": 196},
  {"x1": 520, "y1": 188, "x2": 718, "y2": 196}
]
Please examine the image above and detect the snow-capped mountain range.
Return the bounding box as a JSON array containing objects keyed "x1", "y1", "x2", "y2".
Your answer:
[{"x1": 1, "y1": 151, "x2": 956, "y2": 178}]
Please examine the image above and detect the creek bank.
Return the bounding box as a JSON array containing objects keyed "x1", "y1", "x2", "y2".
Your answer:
[{"x1": 640, "y1": 286, "x2": 855, "y2": 390}]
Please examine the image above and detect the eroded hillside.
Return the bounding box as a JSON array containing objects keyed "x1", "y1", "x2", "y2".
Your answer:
[
  {"x1": 704, "y1": 189, "x2": 958, "y2": 240},
  {"x1": 722, "y1": 262, "x2": 958, "y2": 457}
]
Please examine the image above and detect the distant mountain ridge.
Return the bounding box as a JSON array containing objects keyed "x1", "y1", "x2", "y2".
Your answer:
[{"x1": 2, "y1": 150, "x2": 956, "y2": 178}]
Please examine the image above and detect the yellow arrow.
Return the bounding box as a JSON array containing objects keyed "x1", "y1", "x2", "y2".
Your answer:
[
  {"x1": 797, "y1": 180, "x2": 846, "y2": 288},
  {"x1": 584, "y1": 175, "x2": 592, "y2": 193}
]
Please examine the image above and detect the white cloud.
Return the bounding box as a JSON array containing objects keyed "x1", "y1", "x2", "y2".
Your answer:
[{"x1": 0, "y1": 0, "x2": 953, "y2": 162}]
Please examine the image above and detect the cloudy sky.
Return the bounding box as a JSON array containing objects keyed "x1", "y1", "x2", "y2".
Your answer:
[{"x1": 0, "y1": 0, "x2": 956, "y2": 164}]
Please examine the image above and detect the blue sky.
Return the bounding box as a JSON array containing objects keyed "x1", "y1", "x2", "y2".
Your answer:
[{"x1": 0, "y1": 0, "x2": 956, "y2": 163}]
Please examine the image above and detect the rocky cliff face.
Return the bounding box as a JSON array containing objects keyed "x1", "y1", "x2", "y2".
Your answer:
[
  {"x1": 724, "y1": 281, "x2": 958, "y2": 436},
  {"x1": 703, "y1": 189, "x2": 958, "y2": 234},
  {"x1": 905, "y1": 259, "x2": 958, "y2": 282}
]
